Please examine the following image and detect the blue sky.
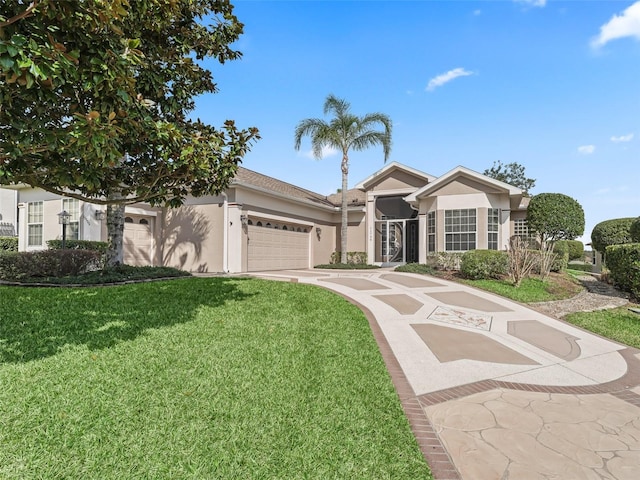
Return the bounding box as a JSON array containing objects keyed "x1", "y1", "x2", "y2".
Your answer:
[{"x1": 196, "y1": 0, "x2": 640, "y2": 245}]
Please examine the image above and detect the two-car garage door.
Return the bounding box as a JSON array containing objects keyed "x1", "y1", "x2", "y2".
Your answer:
[{"x1": 247, "y1": 224, "x2": 309, "y2": 271}]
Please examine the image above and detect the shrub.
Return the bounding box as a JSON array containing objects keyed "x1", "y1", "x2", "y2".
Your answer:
[
  {"x1": 460, "y1": 250, "x2": 509, "y2": 280},
  {"x1": 555, "y1": 240, "x2": 583, "y2": 261},
  {"x1": 591, "y1": 218, "x2": 636, "y2": 254},
  {"x1": 47, "y1": 239, "x2": 108, "y2": 253},
  {"x1": 605, "y1": 243, "x2": 640, "y2": 300},
  {"x1": 427, "y1": 252, "x2": 463, "y2": 271},
  {"x1": 394, "y1": 263, "x2": 435, "y2": 275},
  {"x1": 550, "y1": 242, "x2": 569, "y2": 272},
  {"x1": 508, "y1": 237, "x2": 537, "y2": 287},
  {"x1": 631, "y1": 217, "x2": 640, "y2": 243},
  {"x1": 0, "y1": 249, "x2": 101, "y2": 280},
  {"x1": 567, "y1": 261, "x2": 593, "y2": 273},
  {"x1": 330, "y1": 251, "x2": 367, "y2": 265},
  {"x1": 314, "y1": 263, "x2": 379, "y2": 270},
  {"x1": 0, "y1": 236, "x2": 18, "y2": 252},
  {"x1": 527, "y1": 193, "x2": 585, "y2": 243}
]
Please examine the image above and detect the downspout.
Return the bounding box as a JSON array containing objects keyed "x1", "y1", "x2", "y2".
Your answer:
[{"x1": 222, "y1": 192, "x2": 229, "y2": 273}]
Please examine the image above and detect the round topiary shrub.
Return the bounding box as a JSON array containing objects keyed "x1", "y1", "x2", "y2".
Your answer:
[
  {"x1": 630, "y1": 217, "x2": 640, "y2": 243},
  {"x1": 591, "y1": 218, "x2": 636, "y2": 254},
  {"x1": 460, "y1": 250, "x2": 509, "y2": 280}
]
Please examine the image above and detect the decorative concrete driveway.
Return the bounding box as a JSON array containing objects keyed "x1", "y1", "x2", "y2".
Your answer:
[{"x1": 255, "y1": 269, "x2": 640, "y2": 480}]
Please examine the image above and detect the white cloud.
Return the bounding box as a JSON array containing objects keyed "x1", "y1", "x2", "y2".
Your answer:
[
  {"x1": 578, "y1": 145, "x2": 596, "y2": 155},
  {"x1": 591, "y1": 1, "x2": 640, "y2": 48},
  {"x1": 303, "y1": 145, "x2": 338, "y2": 159},
  {"x1": 514, "y1": 0, "x2": 547, "y2": 7},
  {"x1": 473, "y1": 9, "x2": 482, "y2": 16},
  {"x1": 611, "y1": 133, "x2": 634, "y2": 143},
  {"x1": 426, "y1": 68, "x2": 474, "y2": 92}
]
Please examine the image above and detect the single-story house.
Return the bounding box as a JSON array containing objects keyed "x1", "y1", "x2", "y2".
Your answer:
[{"x1": 0, "y1": 162, "x2": 530, "y2": 272}]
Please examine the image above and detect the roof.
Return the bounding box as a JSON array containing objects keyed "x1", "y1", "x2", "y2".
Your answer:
[
  {"x1": 404, "y1": 165, "x2": 523, "y2": 203},
  {"x1": 354, "y1": 161, "x2": 435, "y2": 189},
  {"x1": 326, "y1": 188, "x2": 366, "y2": 207},
  {"x1": 233, "y1": 167, "x2": 336, "y2": 208}
]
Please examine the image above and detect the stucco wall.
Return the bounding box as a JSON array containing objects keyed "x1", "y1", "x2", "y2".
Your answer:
[{"x1": 369, "y1": 169, "x2": 431, "y2": 190}]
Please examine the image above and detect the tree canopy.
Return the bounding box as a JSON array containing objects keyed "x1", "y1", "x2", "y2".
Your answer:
[
  {"x1": 483, "y1": 161, "x2": 535, "y2": 195},
  {"x1": 0, "y1": 1, "x2": 258, "y2": 264},
  {"x1": 526, "y1": 193, "x2": 585, "y2": 244},
  {"x1": 294, "y1": 95, "x2": 392, "y2": 264}
]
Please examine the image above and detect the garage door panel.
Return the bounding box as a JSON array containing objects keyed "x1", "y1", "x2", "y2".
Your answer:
[
  {"x1": 247, "y1": 225, "x2": 309, "y2": 271},
  {"x1": 124, "y1": 218, "x2": 153, "y2": 266}
]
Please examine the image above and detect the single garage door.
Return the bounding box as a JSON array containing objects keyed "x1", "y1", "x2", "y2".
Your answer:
[
  {"x1": 124, "y1": 215, "x2": 154, "y2": 266},
  {"x1": 247, "y1": 224, "x2": 309, "y2": 271}
]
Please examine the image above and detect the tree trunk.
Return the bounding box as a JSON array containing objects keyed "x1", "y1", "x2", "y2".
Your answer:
[
  {"x1": 105, "y1": 193, "x2": 126, "y2": 267},
  {"x1": 340, "y1": 153, "x2": 349, "y2": 264}
]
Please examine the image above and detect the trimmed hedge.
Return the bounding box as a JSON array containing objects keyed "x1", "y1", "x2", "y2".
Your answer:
[
  {"x1": 591, "y1": 218, "x2": 635, "y2": 254},
  {"x1": 460, "y1": 250, "x2": 509, "y2": 280},
  {"x1": 605, "y1": 243, "x2": 640, "y2": 300},
  {"x1": 0, "y1": 249, "x2": 101, "y2": 280},
  {"x1": 554, "y1": 240, "x2": 583, "y2": 261},
  {"x1": 631, "y1": 217, "x2": 640, "y2": 243},
  {"x1": 0, "y1": 236, "x2": 18, "y2": 252},
  {"x1": 567, "y1": 262, "x2": 593, "y2": 273},
  {"x1": 330, "y1": 251, "x2": 367, "y2": 265},
  {"x1": 47, "y1": 239, "x2": 108, "y2": 253}
]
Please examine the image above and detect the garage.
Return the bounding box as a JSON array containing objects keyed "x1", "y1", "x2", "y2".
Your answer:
[
  {"x1": 124, "y1": 215, "x2": 154, "y2": 266},
  {"x1": 247, "y1": 221, "x2": 310, "y2": 271}
]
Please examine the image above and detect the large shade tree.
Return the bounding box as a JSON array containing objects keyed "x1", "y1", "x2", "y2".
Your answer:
[
  {"x1": 0, "y1": 0, "x2": 258, "y2": 265},
  {"x1": 294, "y1": 95, "x2": 392, "y2": 264}
]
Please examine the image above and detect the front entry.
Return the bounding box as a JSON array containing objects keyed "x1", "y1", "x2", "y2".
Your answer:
[{"x1": 375, "y1": 219, "x2": 419, "y2": 265}]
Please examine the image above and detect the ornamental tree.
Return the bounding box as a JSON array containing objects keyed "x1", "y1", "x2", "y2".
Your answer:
[
  {"x1": 483, "y1": 161, "x2": 536, "y2": 195},
  {"x1": 591, "y1": 217, "x2": 636, "y2": 254},
  {"x1": 0, "y1": 0, "x2": 259, "y2": 266},
  {"x1": 526, "y1": 193, "x2": 585, "y2": 244}
]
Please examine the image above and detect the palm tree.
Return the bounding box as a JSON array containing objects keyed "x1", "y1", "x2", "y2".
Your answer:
[{"x1": 294, "y1": 95, "x2": 392, "y2": 264}]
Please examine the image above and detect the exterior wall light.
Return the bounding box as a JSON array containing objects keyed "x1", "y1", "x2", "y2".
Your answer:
[
  {"x1": 57, "y1": 210, "x2": 71, "y2": 249},
  {"x1": 95, "y1": 210, "x2": 106, "y2": 221},
  {"x1": 240, "y1": 214, "x2": 248, "y2": 227}
]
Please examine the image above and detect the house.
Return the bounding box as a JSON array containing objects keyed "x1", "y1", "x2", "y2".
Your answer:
[{"x1": 0, "y1": 162, "x2": 530, "y2": 272}]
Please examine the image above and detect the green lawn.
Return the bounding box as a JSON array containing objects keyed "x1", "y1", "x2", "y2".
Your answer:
[
  {"x1": 459, "y1": 274, "x2": 583, "y2": 304},
  {"x1": 565, "y1": 306, "x2": 640, "y2": 349},
  {"x1": 0, "y1": 278, "x2": 430, "y2": 479}
]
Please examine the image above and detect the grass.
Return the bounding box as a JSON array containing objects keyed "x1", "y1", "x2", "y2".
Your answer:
[
  {"x1": 0, "y1": 278, "x2": 430, "y2": 479},
  {"x1": 565, "y1": 306, "x2": 640, "y2": 349},
  {"x1": 460, "y1": 274, "x2": 583, "y2": 303}
]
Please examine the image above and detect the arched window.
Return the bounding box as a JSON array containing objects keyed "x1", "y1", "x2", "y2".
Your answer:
[
  {"x1": 247, "y1": 219, "x2": 253, "y2": 225},
  {"x1": 266, "y1": 222, "x2": 272, "y2": 228},
  {"x1": 139, "y1": 218, "x2": 149, "y2": 225},
  {"x1": 296, "y1": 227, "x2": 302, "y2": 232},
  {"x1": 125, "y1": 217, "x2": 133, "y2": 223},
  {"x1": 256, "y1": 221, "x2": 262, "y2": 227}
]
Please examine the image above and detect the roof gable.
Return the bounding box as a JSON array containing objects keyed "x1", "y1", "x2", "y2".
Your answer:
[
  {"x1": 405, "y1": 166, "x2": 523, "y2": 202},
  {"x1": 354, "y1": 161, "x2": 435, "y2": 190}
]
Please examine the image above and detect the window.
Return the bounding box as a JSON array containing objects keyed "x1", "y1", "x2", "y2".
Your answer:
[
  {"x1": 445, "y1": 209, "x2": 476, "y2": 251},
  {"x1": 488, "y1": 208, "x2": 499, "y2": 250},
  {"x1": 62, "y1": 198, "x2": 80, "y2": 240},
  {"x1": 27, "y1": 202, "x2": 43, "y2": 247},
  {"x1": 125, "y1": 217, "x2": 134, "y2": 223},
  {"x1": 427, "y1": 211, "x2": 436, "y2": 253},
  {"x1": 139, "y1": 218, "x2": 149, "y2": 225},
  {"x1": 513, "y1": 218, "x2": 529, "y2": 240}
]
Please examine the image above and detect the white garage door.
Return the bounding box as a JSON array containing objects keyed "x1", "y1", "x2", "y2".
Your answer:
[
  {"x1": 124, "y1": 215, "x2": 154, "y2": 266},
  {"x1": 247, "y1": 224, "x2": 309, "y2": 271}
]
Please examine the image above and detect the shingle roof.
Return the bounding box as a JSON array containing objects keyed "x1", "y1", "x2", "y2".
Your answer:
[
  {"x1": 326, "y1": 189, "x2": 366, "y2": 207},
  {"x1": 233, "y1": 167, "x2": 337, "y2": 208}
]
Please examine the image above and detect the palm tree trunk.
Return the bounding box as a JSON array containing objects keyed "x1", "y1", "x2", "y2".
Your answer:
[{"x1": 340, "y1": 154, "x2": 349, "y2": 264}]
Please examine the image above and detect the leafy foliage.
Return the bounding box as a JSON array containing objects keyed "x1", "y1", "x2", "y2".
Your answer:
[
  {"x1": 0, "y1": 236, "x2": 18, "y2": 251},
  {"x1": 554, "y1": 240, "x2": 584, "y2": 261},
  {"x1": 460, "y1": 249, "x2": 509, "y2": 280},
  {"x1": 47, "y1": 239, "x2": 108, "y2": 253},
  {"x1": 605, "y1": 243, "x2": 640, "y2": 300},
  {"x1": 629, "y1": 217, "x2": 640, "y2": 243},
  {"x1": 591, "y1": 217, "x2": 636, "y2": 254},
  {"x1": 0, "y1": 1, "x2": 259, "y2": 263},
  {"x1": 0, "y1": 249, "x2": 101, "y2": 280},
  {"x1": 329, "y1": 251, "x2": 367, "y2": 265},
  {"x1": 295, "y1": 95, "x2": 391, "y2": 264},
  {"x1": 526, "y1": 193, "x2": 585, "y2": 243},
  {"x1": 483, "y1": 161, "x2": 535, "y2": 194}
]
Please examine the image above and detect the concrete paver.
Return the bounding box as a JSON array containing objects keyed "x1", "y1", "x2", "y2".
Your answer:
[{"x1": 254, "y1": 269, "x2": 640, "y2": 479}]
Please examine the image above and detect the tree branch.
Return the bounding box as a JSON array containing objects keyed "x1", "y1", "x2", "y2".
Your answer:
[{"x1": 0, "y1": 1, "x2": 39, "y2": 28}]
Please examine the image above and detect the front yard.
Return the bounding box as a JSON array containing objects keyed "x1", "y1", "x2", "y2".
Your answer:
[{"x1": 0, "y1": 278, "x2": 431, "y2": 479}]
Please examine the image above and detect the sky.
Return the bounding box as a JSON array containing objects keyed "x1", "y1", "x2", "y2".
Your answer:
[{"x1": 194, "y1": 0, "x2": 640, "y2": 246}]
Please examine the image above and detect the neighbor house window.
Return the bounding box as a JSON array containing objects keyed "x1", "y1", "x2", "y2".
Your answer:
[
  {"x1": 427, "y1": 211, "x2": 436, "y2": 253},
  {"x1": 27, "y1": 201, "x2": 43, "y2": 247},
  {"x1": 488, "y1": 208, "x2": 499, "y2": 250},
  {"x1": 62, "y1": 198, "x2": 80, "y2": 240},
  {"x1": 445, "y1": 209, "x2": 476, "y2": 251}
]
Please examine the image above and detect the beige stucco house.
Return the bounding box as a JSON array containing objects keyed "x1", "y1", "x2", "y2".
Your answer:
[{"x1": 0, "y1": 162, "x2": 530, "y2": 272}]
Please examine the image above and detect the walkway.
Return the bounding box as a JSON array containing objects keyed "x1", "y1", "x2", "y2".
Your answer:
[{"x1": 254, "y1": 269, "x2": 640, "y2": 480}]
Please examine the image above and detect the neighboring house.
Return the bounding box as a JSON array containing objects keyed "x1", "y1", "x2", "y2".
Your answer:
[{"x1": 0, "y1": 162, "x2": 530, "y2": 272}]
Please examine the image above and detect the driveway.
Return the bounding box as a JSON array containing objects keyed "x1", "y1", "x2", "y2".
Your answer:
[{"x1": 254, "y1": 269, "x2": 640, "y2": 480}]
